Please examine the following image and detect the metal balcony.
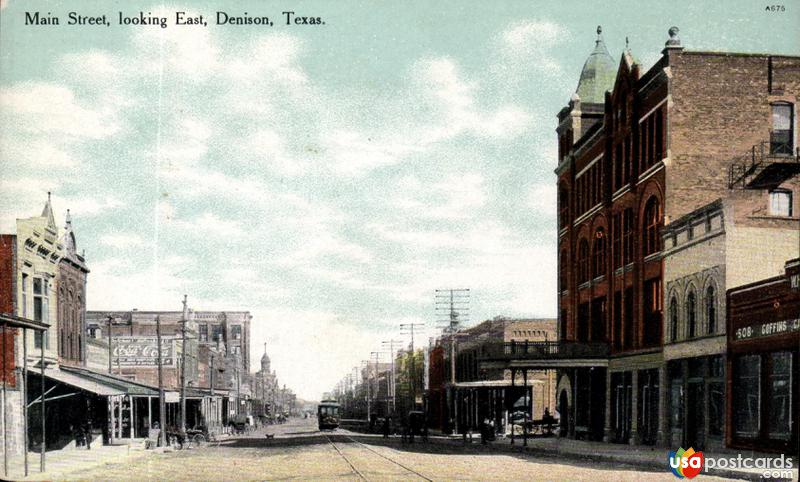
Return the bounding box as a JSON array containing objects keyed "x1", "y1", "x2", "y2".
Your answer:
[
  {"x1": 728, "y1": 140, "x2": 800, "y2": 190},
  {"x1": 478, "y1": 341, "x2": 609, "y2": 361}
]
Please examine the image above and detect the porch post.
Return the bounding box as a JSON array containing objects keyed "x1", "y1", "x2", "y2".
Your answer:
[
  {"x1": 629, "y1": 370, "x2": 639, "y2": 445},
  {"x1": 603, "y1": 369, "x2": 612, "y2": 442},
  {"x1": 23, "y1": 328, "x2": 29, "y2": 477},
  {"x1": 523, "y1": 369, "x2": 528, "y2": 446},
  {"x1": 40, "y1": 339, "x2": 45, "y2": 472},
  {"x1": 657, "y1": 365, "x2": 669, "y2": 446},
  {"x1": 129, "y1": 396, "x2": 135, "y2": 440},
  {"x1": 510, "y1": 368, "x2": 515, "y2": 445}
]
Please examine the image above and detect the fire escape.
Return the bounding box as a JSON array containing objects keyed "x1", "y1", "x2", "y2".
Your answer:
[{"x1": 728, "y1": 139, "x2": 800, "y2": 190}]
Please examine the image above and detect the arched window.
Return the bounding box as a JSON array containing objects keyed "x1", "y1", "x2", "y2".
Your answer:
[
  {"x1": 593, "y1": 228, "x2": 606, "y2": 278},
  {"x1": 643, "y1": 197, "x2": 662, "y2": 256},
  {"x1": 578, "y1": 239, "x2": 590, "y2": 284},
  {"x1": 670, "y1": 296, "x2": 679, "y2": 341},
  {"x1": 706, "y1": 285, "x2": 716, "y2": 334},
  {"x1": 560, "y1": 249, "x2": 568, "y2": 292},
  {"x1": 686, "y1": 290, "x2": 697, "y2": 338}
]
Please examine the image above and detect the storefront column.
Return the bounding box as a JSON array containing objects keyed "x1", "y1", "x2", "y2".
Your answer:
[
  {"x1": 629, "y1": 370, "x2": 639, "y2": 445},
  {"x1": 657, "y1": 365, "x2": 669, "y2": 446},
  {"x1": 603, "y1": 370, "x2": 612, "y2": 442}
]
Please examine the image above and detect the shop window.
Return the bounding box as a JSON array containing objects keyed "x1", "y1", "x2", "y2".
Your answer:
[
  {"x1": 769, "y1": 189, "x2": 793, "y2": 217},
  {"x1": 686, "y1": 290, "x2": 697, "y2": 338},
  {"x1": 768, "y1": 352, "x2": 792, "y2": 440},
  {"x1": 734, "y1": 355, "x2": 761, "y2": 438},
  {"x1": 669, "y1": 296, "x2": 679, "y2": 342},
  {"x1": 593, "y1": 228, "x2": 605, "y2": 278},
  {"x1": 771, "y1": 103, "x2": 794, "y2": 155},
  {"x1": 643, "y1": 197, "x2": 662, "y2": 256},
  {"x1": 670, "y1": 374, "x2": 684, "y2": 431},
  {"x1": 706, "y1": 285, "x2": 716, "y2": 334},
  {"x1": 708, "y1": 356, "x2": 724, "y2": 437}
]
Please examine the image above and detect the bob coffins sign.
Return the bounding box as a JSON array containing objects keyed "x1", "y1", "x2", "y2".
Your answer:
[{"x1": 113, "y1": 336, "x2": 177, "y2": 367}]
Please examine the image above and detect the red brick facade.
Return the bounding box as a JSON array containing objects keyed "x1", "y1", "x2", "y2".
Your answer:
[{"x1": 0, "y1": 235, "x2": 17, "y2": 387}]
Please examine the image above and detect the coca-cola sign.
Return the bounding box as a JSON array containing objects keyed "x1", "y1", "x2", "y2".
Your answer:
[{"x1": 112, "y1": 336, "x2": 176, "y2": 367}]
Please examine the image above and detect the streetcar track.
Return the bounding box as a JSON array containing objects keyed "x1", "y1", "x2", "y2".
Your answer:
[
  {"x1": 325, "y1": 434, "x2": 368, "y2": 481},
  {"x1": 336, "y1": 433, "x2": 433, "y2": 482}
]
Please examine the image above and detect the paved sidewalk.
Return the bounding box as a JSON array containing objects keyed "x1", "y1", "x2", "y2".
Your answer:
[
  {"x1": 429, "y1": 431, "x2": 798, "y2": 481},
  {"x1": 6, "y1": 442, "x2": 160, "y2": 481}
]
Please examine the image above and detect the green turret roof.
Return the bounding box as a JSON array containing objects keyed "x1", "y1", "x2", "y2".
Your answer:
[{"x1": 575, "y1": 26, "x2": 616, "y2": 104}]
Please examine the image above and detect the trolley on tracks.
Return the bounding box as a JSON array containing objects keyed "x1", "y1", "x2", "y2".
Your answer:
[{"x1": 317, "y1": 400, "x2": 341, "y2": 430}]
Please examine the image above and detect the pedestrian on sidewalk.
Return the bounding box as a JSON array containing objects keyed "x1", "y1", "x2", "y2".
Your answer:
[{"x1": 382, "y1": 417, "x2": 391, "y2": 439}]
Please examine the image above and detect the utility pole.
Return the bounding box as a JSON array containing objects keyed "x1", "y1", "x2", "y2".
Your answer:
[
  {"x1": 400, "y1": 323, "x2": 425, "y2": 410},
  {"x1": 362, "y1": 360, "x2": 371, "y2": 422},
  {"x1": 370, "y1": 351, "x2": 383, "y2": 414},
  {"x1": 107, "y1": 315, "x2": 113, "y2": 374},
  {"x1": 179, "y1": 294, "x2": 188, "y2": 434},
  {"x1": 382, "y1": 339, "x2": 401, "y2": 414},
  {"x1": 156, "y1": 315, "x2": 166, "y2": 447},
  {"x1": 435, "y1": 289, "x2": 470, "y2": 433}
]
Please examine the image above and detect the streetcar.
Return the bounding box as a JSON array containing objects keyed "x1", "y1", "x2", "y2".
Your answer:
[{"x1": 317, "y1": 400, "x2": 341, "y2": 430}]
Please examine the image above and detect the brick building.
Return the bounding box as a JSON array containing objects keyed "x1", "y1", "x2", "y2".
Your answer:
[
  {"x1": 56, "y1": 211, "x2": 89, "y2": 367},
  {"x1": 443, "y1": 317, "x2": 558, "y2": 436},
  {"x1": 554, "y1": 26, "x2": 799, "y2": 446},
  {"x1": 726, "y1": 258, "x2": 799, "y2": 454}
]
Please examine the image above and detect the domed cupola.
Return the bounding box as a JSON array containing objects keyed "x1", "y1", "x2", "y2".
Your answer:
[{"x1": 575, "y1": 26, "x2": 616, "y2": 104}]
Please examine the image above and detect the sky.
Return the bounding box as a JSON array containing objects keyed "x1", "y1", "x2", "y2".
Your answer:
[{"x1": 1, "y1": 0, "x2": 798, "y2": 400}]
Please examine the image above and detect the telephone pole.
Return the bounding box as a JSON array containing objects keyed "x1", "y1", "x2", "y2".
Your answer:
[
  {"x1": 106, "y1": 315, "x2": 113, "y2": 374},
  {"x1": 382, "y1": 339, "x2": 402, "y2": 414},
  {"x1": 400, "y1": 323, "x2": 425, "y2": 410},
  {"x1": 156, "y1": 315, "x2": 166, "y2": 447},
  {"x1": 179, "y1": 294, "x2": 188, "y2": 433}
]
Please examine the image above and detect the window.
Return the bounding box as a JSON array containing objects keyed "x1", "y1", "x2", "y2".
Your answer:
[
  {"x1": 771, "y1": 103, "x2": 794, "y2": 155},
  {"x1": 643, "y1": 278, "x2": 662, "y2": 347},
  {"x1": 706, "y1": 285, "x2": 716, "y2": 335},
  {"x1": 199, "y1": 324, "x2": 208, "y2": 342},
  {"x1": 734, "y1": 355, "x2": 761, "y2": 438},
  {"x1": 624, "y1": 287, "x2": 634, "y2": 349},
  {"x1": 623, "y1": 209, "x2": 634, "y2": 265},
  {"x1": 615, "y1": 144, "x2": 623, "y2": 190},
  {"x1": 769, "y1": 189, "x2": 793, "y2": 217},
  {"x1": 686, "y1": 290, "x2": 697, "y2": 338},
  {"x1": 559, "y1": 184, "x2": 569, "y2": 228},
  {"x1": 643, "y1": 197, "x2": 662, "y2": 256},
  {"x1": 655, "y1": 108, "x2": 664, "y2": 162},
  {"x1": 21, "y1": 273, "x2": 28, "y2": 318},
  {"x1": 578, "y1": 239, "x2": 590, "y2": 284},
  {"x1": 211, "y1": 324, "x2": 223, "y2": 342},
  {"x1": 559, "y1": 249, "x2": 568, "y2": 292},
  {"x1": 768, "y1": 352, "x2": 792, "y2": 440},
  {"x1": 669, "y1": 296, "x2": 679, "y2": 342},
  {"x1": 232, "y1": 325, "x2": 242, "y2": 340},
  {"x1": 612, "y1": 213, "x2": 621, "y2": 268},
  {"x1": 708, "y1": 356, "x2": 725, "y2": 437},
  {"x1": 593, "y1": 228, "x2": 605, "y2": 278}
]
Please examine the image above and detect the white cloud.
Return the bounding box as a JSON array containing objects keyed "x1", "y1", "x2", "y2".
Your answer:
[{"x1": 99, "y1": 233, "x2": 145, "y2": 249}]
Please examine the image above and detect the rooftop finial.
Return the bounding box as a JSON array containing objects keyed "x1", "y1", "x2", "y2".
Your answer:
[
  {"x1": 597, "y1": 25, "x2": 602, "y2": 37},
  {"x1": 47, "y1": 191, "x2": 51, "y2": 200},
  {"x1": 665, "y1": 26, "x2": 681, "y2": 48},
  {"x1": 625, "y1": 36, "x2": 630, "y2": 49}
]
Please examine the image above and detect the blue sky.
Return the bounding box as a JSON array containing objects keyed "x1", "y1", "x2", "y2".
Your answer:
[{"x1": 1, "y1": 0, "x2": 797, "y2": 399}]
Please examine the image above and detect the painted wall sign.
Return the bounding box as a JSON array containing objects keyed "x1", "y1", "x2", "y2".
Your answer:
[
  {"x1": 733, "y1": 318, "x2": 800, "y2": 341},
  {"x1": 112, "y1": 336, "x2": 176, "y2": 367}
]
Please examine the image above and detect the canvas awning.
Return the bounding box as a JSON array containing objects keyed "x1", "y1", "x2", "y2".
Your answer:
[{"x1": 451, "y1": 379, "x2": 542, "y2": 388}]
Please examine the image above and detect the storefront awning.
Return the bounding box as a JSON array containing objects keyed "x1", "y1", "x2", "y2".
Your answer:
[
  {"x1": 33, "y1": 366, "x2": 162, "y2": 397},
  {"x1": 451, "y1": 380, "x2": 542, "y2": 388},
  {"x1": 38, "y1": 367, "x2": 124, "y2": 397}
]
